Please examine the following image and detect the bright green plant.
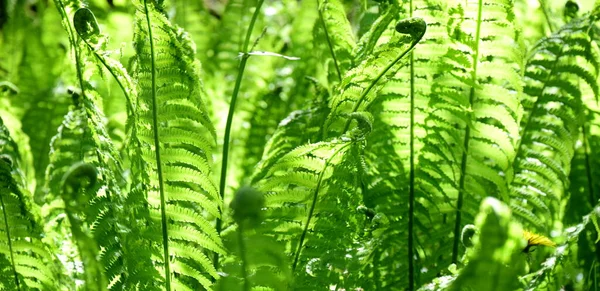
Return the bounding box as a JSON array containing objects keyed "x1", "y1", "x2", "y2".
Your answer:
[{"x1": 1, "y1": 0, "x2": 600, "y2": 290}]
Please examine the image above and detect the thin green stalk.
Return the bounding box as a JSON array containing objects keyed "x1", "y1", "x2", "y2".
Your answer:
[
  {"x1": 142, "y1": 1, "x2": 171, "y2": 290},
  {"x1": 80, "y1": 39, "x2": 135, "y2": 117},
  {"x1": 537, "y1": 0, "x2": 554, "y2": 33},
  {"x1": 214, "y1": 0, "x2": 265, "y2": 271},
  {"x1": 341, "y1": 33, "x2": 424, "y2": 135},
  {"x1": 237, "y1": 224, "x2": 250, "y2": 291},
  {"x1": 451, "y1": 0, "x2": 483, "y2": 264},
  {"x1": 408, "y1": 2, "x2": 415, "y2": 289},
  {"x1": 54, "y1": 0, "x2": 86, "y2": 99},
  {"x1": 582, "y1": 123, "x2": 600, "y2": 266},
  {"x1": 0, "y1": 193, "x2": 21, "y2": 291},
  {"x1": 317, "y1": 0, "x2": 342, "y2": 81},
  {"x1": 292, "y1": 143, "x2": 350, "y2": 271}
]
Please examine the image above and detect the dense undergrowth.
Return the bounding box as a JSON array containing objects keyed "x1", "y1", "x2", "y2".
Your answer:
[{"x1": 1, "y1": 0, "x2": 600, "y2": 290}]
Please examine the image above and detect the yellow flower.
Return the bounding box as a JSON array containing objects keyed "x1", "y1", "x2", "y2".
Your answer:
[{"x1": 523, "y1": 230, "x2": 556, "y2": 253}]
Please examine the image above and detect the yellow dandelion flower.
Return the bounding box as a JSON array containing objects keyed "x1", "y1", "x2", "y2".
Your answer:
[{"x1": 523, "y1": 230, "x2": 556, "y2": 253}]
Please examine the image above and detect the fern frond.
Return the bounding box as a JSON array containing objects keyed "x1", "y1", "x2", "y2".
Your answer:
[
  {"x1": 132, "y1": 1, "x2": 222, "y2": 289},
  {"x1": 354, "y1": 3, "x2": 401, "y2": 63},
  {"x1": 314, "y1": 0, "x2": 357, "y2": 83},
  {"x1": 253, "y1": 135, "x2": 366, "y2": 289},
  {"x1": 0, "y1": 117, "x2": 61, "y2": 290},
  {"x1": 413, "y1": 0, "x2": 524, "y2": 265},
  {"x1": 510, "y1": 12, "x2": 600, "y2": 232},
  {"x1": 251, "y1": 97, "x2": 330, "y2": 184},
  {"x1": 360, "y1": 1, "x2": 453, "y2": 288},
  {"x1": 324, "y1": 17, "x2": 426, "y2": 138}
]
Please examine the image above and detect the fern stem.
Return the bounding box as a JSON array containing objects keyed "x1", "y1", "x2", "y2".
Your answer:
[
  {"x1": 214, "y1": 0, "x2": 265, "y2": 271},
  {"x1": 237, "y1": 224, "x2": 250, "y2": 291},
  {"x1": 341, "y1": 33, "x2": 424, "y2": 134},
  {"x1": 142, "y1": 1, "x2": 171, "y2": 289},
  {"x1": 451, "y1": 0, "x2": 483, "y2": 264},
  {"x1": 80, "y1": 39, "x2": 135, "y2": 116},
  {"x1": 292, "y1": 143, "x2": 350, "y2": 271},
  {"x1": 582, "y1": 123, "x2": 597, "y2": 205},
  {"x1": 0, "y1": 192, "x2": 21, "y2": 290},
  {"x1": 408, "y1": 2, "x2": 415, "y2": 288},
  {"x1": 54, "y1": 0, "x2": 86, "y2": 99},
  {"x1": 537, "y1": 0, "x2": 555, "y2": 33},
  {"x1": 317, "y1": 0, "x2": 342, "y2": 81},
  {"x1": 581, "y1": 123, "x2": 600, "y2": 266}
]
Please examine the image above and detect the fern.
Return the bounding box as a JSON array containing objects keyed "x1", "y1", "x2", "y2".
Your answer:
[
  {"x1": 510, "y1": 11, "x2": 600, "y2": 232},
  {"x1": 131, "y1": 1, "x2": 223, "y2": 289},
  {"x1": 360, "y1": 1, "x2": 453, "y2": 288},
  {"x1": 0, "y1": 117, "x2": 61, "y2": 290},
  {"x1": 415, "y1": 0, "x2": 524, "y2": 266},
  {"x1": 314, "y1": 0, "x2": 356, "y2": 83},
  {"x1": 253, "y1": 134, "x2": 366, "y2": 289}
]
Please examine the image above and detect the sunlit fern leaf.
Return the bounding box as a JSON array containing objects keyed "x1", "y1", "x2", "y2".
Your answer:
[
  {"x1": 414, "y1": 0, "x2": 524, "y2": 266},
  {"x1": 510, "y1": 12, "x2": 600, "y2": 232},
  {"x1": 132, "y1": 1, "x2": 223, "y2": 289},
  {"x1": 0, "y1": 117, "x2": 62, "y2": 290},
  {"x1": 42, "y1": 85, "x2": 136, "y2": 289},
  {"x1": 359, "y1": 2, "x2": 454, "y2": 287},
  {"x1": 324, "y1": 19, "x2": 426, "y2": 138},
  {"x1": 251, "y1": 95, "x2": 330, "y2": 184},
  {"x1": 314, "y1": 0, "x2": 357, "y2": 84},
  {"x1": 253, "y1": 136, "x2": 366, "y2": 289},
  {"x1": 354, "y1": 3, "x2": 400, "y2": 63}
]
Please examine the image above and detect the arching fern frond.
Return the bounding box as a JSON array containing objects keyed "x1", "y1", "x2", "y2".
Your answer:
[
  {"x1": 132, "y1": 1, "x2": 223, "y2": 289},
  {"x1": 0, "y1": 117, "x2": 61, "y2": 291},
  {"x1": 510, "y1": 12, "x2": 600, "y2": 232},
  {"x1": 251, "y1": 93, "x2": 330, "y2": 184},
  {"x1": 360, "y1": 1, "x2": 453, "y2": 288},
  {"x1": 416, "y1": 0, "x2": 523, "y2": 264},
  {"x1": 314, "y1": 0, "x2": 357, "y2": 83},
  {"x1": 324, "y1": 17, "x2": 426, "y2": 138},
  {"x1": 253, "y1": 135, "x2": 366, "y2": 289}
]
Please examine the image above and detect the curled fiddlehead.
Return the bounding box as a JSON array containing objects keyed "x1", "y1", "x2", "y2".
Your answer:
[
  {"x1": 73, "y1": 8, "x2": 100, "y2": 43},
  {"x1": 60, "y1": 162, "x2": 97, "y2": 196},
  {"x1": 395, "y1": 17, "x2": 427, "y2": 41}
]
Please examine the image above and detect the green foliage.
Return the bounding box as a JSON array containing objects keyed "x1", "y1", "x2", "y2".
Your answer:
[{"x1": 1, "y1": 0, "x2": 600, "y2": 290}]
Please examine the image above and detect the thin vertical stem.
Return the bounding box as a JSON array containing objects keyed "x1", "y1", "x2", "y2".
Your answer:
[
  {"x1": 452, "y1": 0, "x2": 483, "y2": 264},
  {"x1": 537, "y1": 0, "x2": 555, "y2": 33},
  {"x1": 237, "y1": 224, "x2": 250, "y2": 291},
  {"x1": 317, "y1": 0, "x2": 342, "y2": 81},
  {"x1": 214, "y1": 0, "x2": 265, "y2": 271},
  {"x1": 408, "y1": 1, "x2": 415, "y2": 287},
  {"x1": 142, "y1": 1, "x2": 171, "y2": 289}
]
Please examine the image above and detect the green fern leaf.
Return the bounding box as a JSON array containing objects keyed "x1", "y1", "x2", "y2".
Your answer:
[
  {"x1": 253, "y1": 136, "x2": 366, "y2": 289},
  {"x1": 510, "y1": 12, "x2": 600, "y2": 232},
  {"x1": 132, "y1": 1, "x2": 223, "y2": 289},
  {"x1": 0, "y1": 117, "x2": 61, "y2": 290}
]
